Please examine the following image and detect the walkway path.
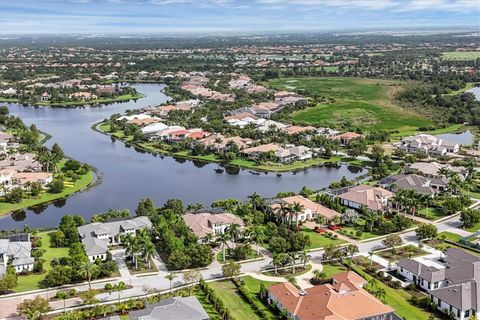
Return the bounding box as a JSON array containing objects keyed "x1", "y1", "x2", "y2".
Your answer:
[{"x1": 111, "y1": 249, "x2": 131, "y2": 278}]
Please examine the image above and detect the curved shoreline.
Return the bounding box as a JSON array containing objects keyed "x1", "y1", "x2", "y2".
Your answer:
[
  {"x1": 94, "y1": 121, "x2": 367, "y2": 173},
  {"x1": 0, "y1": 93, "x2": 144, "y2": 108}
]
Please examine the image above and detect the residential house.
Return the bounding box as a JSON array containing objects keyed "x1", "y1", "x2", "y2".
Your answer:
[
  {"x1": 77, "y1": 216, "x2": 152, "y2": 262},
  {"x1": 407, "y1": 162, "x2": 468, "y2": 180},
  {"x1": 69, "y1": 92, "x2": 97, "y2": 100},
  {"x1": 12, "y1": 172, "x2": 53, "y2": 188},
  {"x1": 379, "y1": 174, "x2": 448, "y2": 195},
  {"x1": 269, "y1": 195, "x2": 341, "y2": 223},
  {"x1": 182, "y1": 210, "x2": 244, "y2": 241},
  {"x1": 282, "y1": 125, "x2": 316, "y2": 136},
  {"x1": 267, "y1": 271, "x2": 395, "y2": 320},
  {"x1": 332, "y1": 132, "x2": 363, "y2": 144},
  {"x1": 118, "y1": 114, "x2": 152, "y2": 122},
  {"x1": 140, "y1": 122, "x2": 169, "y2": 135},
  {"x1": 396, "y1": 248, "x2": 480, "y2": 320},
  {"x1": 242, "y1": 143, "x2": 283, "y2": 160},
  {"x1": 40, "y1": 92, "x2": 51, "y2": 101},
  {"x1": 199, "y1": 133, "x2": 252, "y2": 152},
  {"x1": 0, "y1": 131, "x2": 14, "y2": 151},
  {"x1": 0, "y1": 235, "x2": 34, "y2": 275},
  {"x1": 0, "y1": 153, "x2": 42, "y2": 172},
  {"x1": 129, "y1": 296, "x2": 210, "y2": 320},
  {"x1": 334, "y1": 185, "x2": 394, "y2": 213},
  {"x1": 398, "y1": 134, "x2": 460, "y2": 156}
]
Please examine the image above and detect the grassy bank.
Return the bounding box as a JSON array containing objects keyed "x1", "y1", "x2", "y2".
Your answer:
[
  {"x1": 267, "y1": 77, "x2": 433, "y2": 133},
  {"x1": 0, "y1": 168, "x2": 94, "y2": 217},
  {"x1": 97, "y1": 122, "x2": 363, "y2": 172},
  {"x1": 0, "y1": 93, "x2": 143, "y2": 107}
]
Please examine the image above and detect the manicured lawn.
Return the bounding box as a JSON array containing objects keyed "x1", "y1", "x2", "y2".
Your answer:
[
  {"x1": 466, "y1": 222, "x2": 480, "y2": 233},
  {"x1": 375, "y1": 245, "x2": 428, "y2": 262},
  {"x1": 264, "y1": 264, "x2": 312, "y2": 277},
  {"x1": 216, "y1": 249, "x2": 261, "y2": 264},
  {"x1": 352, "y1": 264, "x2": 434, "y2": 320},
  {"x1": 442, "y1": 51, "x2": 480, "y2": 61},
  {"x1": 301, "y1": 228, "x2": 346, "y2": 250},
  {"x1": 209, "y1": 280, "x2": 262, "y2": 320},
  {"x1": 267, "y1": 77, "x2": 432, "y2": 133},
  {"x1": 0, "y1": 168, "x2": 94, "y2": 217},
  {"x1": 321, "y1": 262, "x2": 348, "y2": 277},
  {"x1": 241, "y1": 276, "x2": 278, "y2": 293},
  {"x1": 15, "y1": 232, "x2": 69, "y2": 292},
  {"x1": 194, "y1": 288, "x2": 222, "y2": 320},
  {"x1": 417, "y1": 207, "x2": 445, "y2": 221},
  {"x1": 339, "y1": 219, "x2": 383, "y2": 240}
]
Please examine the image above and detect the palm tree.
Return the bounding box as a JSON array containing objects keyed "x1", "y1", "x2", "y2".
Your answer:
[
  {"x1": 55, "y1": 291, "x2": 69, "y2": 314},
  {"x1": 300, "y1": 250, "x2": 311, "y2": 269},
  {"x1": 217, "y1": 232, "x2": 231, "y2": 262},
  {"x1": 277, "y1": 203, "x2": 292, "y2": 226},
  {"x1": 285, "y1": 275, "x2": 297, "y2": 286},
  {"x1": 251, "y1": 225, "x2": 265, "y2": 255},
  {"x1": 115, "y1": 281, "x2": 127, "y2": 303},
  {"x1": 204, "y1": 233, "x2": 214, "y2": 246},
  {"x1": 227, "y1": 224, "x2": 241, "y2": 247},
  {"x1": 374, "y1": 287, "x2": 387, "y2": 303},
  {"x1": 248, "y1": 192, "x2": 265, "y2": 212},
  {"x1": 289, "y1": 251, "x2": 298, "y2": 274},
  {"x1": 368, "y1": 250, "x2": 374, "y2": 265},
  {"x1": 345, "y1": 244, "x2": 359, "y2": 262},
  {"x1": 123, "y1": 234, "x2": 140, "y2": 269},
  {"x1": 79, "y1": 260, "x2": 98, "y2": 290},
  {"x1": 142, "y1": 241, "x2": 156, "y2": 269},
  {"x1": 272, "y1": 253, "x2": 288, "y2": 275},
  {"x1": 165, "y1": 273, "x2": 177, "y2": 293},
  {"x1": 291, "y1": 202, "x2": 305, "y2": 230},
  {"x1": 312, "y1": 269, "x2": 327, "y2": 283}
]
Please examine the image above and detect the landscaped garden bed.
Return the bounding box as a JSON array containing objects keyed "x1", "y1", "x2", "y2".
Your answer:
[{"x1": 375, "y1": 244, "x2": 428, "y2": 262}]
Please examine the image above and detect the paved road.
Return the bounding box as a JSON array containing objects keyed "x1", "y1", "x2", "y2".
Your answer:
[{"x1": 0, "y1": 204, "x2": 473, "y2": 319}]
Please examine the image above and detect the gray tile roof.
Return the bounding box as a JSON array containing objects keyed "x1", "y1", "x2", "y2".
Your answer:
[
  {"x1": 379, "y1": 174, "x2": 436, "y2": 195},
  {"x1": 77, "y1": 216, "x2": 152, "y2": 257},
  {"x1": 129, "y1": 296, "x2": 210, "y2": 320},
  {"x1": 397, "y1": 258, "x2": 445, "y2": 283}
]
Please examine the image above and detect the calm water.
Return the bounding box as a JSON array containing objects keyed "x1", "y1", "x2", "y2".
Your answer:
[
  {"x1": 0, "y1": 83, "x2": 363, "y2": 230},
  {"x1": 466, "y1": 86, "x2": 480, "y2": 101},
  {"x1": 435, "y1": 130, "x2": 474, "y2": 145}
]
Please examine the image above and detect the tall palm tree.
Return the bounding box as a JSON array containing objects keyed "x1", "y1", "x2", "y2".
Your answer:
[
  {"x1": 165, "y1": 273, "x2": 177, "y2": 293},
  {"x1": 290, "y1": 202, "x2": 305, "y2": 230},
  {"x1": 227, "y1": 224, "x2": 241, "y2": 247},
  {"x1": 289, "y1": 251, "x2": 298, "y2": 274},
  {"x1": 142, "y1": 241, "x2": 156, "y2": 269},
  {"x1": 272, "y1": 253, "x2": 288, "y2": 275},
  {"x1": 248, "y1": 192, "x2": 265, "y2": 212},
  {"x1": 217, "y1": 232, "x2": 231, "y2": 262},
  {"x1": 300, "y1": 250, "x2": 311, "y2": 269},
  {"x1": 79, "y1": 261, "x2": 98, "y2": 290},
  {"x1": 115, "y1": 281, "x2": 127, "y2": 303},
  {"x1": 252, "y1": 225, "x2": 265, "y2": 255},
  {"x1": 277, "y1": 203, "x2": 292, "y2": 226}
]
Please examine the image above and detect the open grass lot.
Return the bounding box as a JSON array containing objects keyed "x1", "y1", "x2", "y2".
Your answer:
[
  {"x1": 241, "y1": 275, "x2": 278, "y2": 293},
  {"x1": 338, "y1": 219, "x2": 383, "y2": 240},
  {"x1": 194, "y1": 288, "x2": 222, "y2": 320},
  {"x1": 209, "y1": 280, "x2": 263, "y2": 320},
  {"x1": 442, "y1": 51, "x2": 480, "y2": 61},
  {"x1": 417, "y1": 207, "x2": 445, "y2": 221},
  {"x1": 301, "y1": 227, "x2": 346, "y2": 250},
  {"x1": 0, "y1": 167, "x2": 94, "y2": 217},
  {"x1": 15, "y1": 232, "x2": 69, "y2": 292},
  {"x1": 319, "y1": 262, "x2": 348, "y2": 277},
  {"x1": 351, "y1": 264, "x2": 435, "y2": 320},
  {"x1": 267, "y1": 77, "x2": 433, "y2": 133}
]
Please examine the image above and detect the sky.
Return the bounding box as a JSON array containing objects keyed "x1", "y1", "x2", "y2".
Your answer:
[{"x1": 1, "y1": 0, "x2": 479, "y2": 35}]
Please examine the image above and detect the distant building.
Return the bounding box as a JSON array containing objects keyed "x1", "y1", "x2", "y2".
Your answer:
[
  {"x1": 129, "y1": 296, "x2": 209, "y2": 320},
  {"x1": 398, "y1": 134, "x2": 459, "y2": 156},
  {"x1": 77, "y1": 216, "x2": 152, "y2": 262},
  {"x1": 379, "y1": 174, "x2": 448, "y2": 195}
]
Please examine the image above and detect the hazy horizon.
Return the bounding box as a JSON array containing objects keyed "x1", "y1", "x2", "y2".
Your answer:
[{"x1": 1, "y1": 0, "x2": 479, "y2": 35}]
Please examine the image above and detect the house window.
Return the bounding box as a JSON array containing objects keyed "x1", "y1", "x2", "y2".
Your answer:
[
  {"x1": 434, "y1": 282, "x2": 439, "y2": 289},
  {"x1": 465, "y1": 310, "x2": 469, "y2": 317}
]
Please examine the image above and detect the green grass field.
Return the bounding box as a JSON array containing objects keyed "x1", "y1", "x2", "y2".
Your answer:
[
  {"x1": 0, "y1": 169, "x2": 94, "y2": 217},
  {"x1": 15, "y1": 232, "x2": 69, "y2": 292},
  {"x1": 301, "y1": 227, "x2": 346, "y2": 249},
  {"x1": 209, "y1": 280, "x2": 263, "y2": 320},
  {"x1": 442, "y1": 51, "x2": 480, "y2": 61},
  {"x1": 267, "y1": 77, "x2": 433, "y2": 132}
]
